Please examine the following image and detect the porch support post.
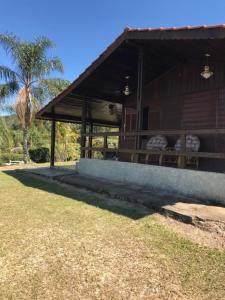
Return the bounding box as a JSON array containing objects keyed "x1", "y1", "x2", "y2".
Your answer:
[
  {"x1": 103, "y1": 134, "x2": 108, "y2": 160},
  {"x1": 88, "y1": 123, "x2": 93, "y2": 158},
  {"x1": 135, "y1": 47, "x2": 144, "y2": 161},
  {"x1": 50, "y1": 117, "x2": 56, "y2": 168},
  {"x1": 81, "y1": 99, "x2": 87, "y2": 158},
  {"x1": 178, "y1": 134, "x2": 186, "y2": 168}
]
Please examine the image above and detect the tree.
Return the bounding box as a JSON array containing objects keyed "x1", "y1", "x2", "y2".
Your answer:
[
  {"x1": 55, "y1": 122, "x2": 80, "y2": 162},
  {"x1": 0, "y1": 33, "x2": 69, "y2": 162},
  {"x1": 0, "y1": 116, "x2": 13, "y2": 152}
]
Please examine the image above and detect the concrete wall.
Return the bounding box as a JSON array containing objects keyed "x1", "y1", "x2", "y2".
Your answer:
[{"x1": 76, "y1": 158, "x2": 225, "y2": 205}]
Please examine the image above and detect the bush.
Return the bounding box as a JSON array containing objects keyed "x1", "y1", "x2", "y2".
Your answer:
[
  {"x1": 29, "y1": 147, "x2": 50, "y2": 163},
  {"x1": 0, "y1": 153, "x2": 24, "y2": 163}
]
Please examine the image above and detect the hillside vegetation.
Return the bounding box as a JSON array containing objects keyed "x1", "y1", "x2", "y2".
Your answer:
[{"x1": 0, "y1": 114, "x2": 80, "y2": 164}]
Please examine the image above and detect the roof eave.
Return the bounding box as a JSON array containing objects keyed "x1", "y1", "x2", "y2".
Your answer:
[
  {"x1": 36, "y1": 28, "x2": 130, "y2": 119},
  {"x1": 36, "y1": 24, "x2": 225, "y2": 120}
]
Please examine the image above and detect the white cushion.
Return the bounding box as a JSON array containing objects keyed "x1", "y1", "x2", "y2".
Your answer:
[
  {"x1": 175, "y1": 135, "x2": 200, "y2": 152},
  {"x1": 146, "y1": 135, "x2": 168, "y2": 150}
]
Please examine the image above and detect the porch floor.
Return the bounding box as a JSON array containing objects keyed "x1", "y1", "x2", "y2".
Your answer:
[{"x1": 19, "y1": 166, "x2": 225, "y2": 236}]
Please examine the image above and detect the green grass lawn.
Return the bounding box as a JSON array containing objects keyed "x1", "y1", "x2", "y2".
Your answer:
[{"x1": 0, "y1": 171, "x2": 224, "y2": 300}]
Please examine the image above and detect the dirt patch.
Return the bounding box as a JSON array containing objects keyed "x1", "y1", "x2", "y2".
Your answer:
[{"x1": 155, "y1": 213, "x2": 225, "y2": 250}]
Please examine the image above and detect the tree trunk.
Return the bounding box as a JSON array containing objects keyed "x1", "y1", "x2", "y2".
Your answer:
[{"x1": 23, "y1": 127, "x2": 29, "y2": 164}]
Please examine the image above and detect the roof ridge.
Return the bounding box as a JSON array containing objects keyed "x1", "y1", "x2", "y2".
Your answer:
[{"x1": 126, "y1": 24, "x2": 225, "y2": 32}]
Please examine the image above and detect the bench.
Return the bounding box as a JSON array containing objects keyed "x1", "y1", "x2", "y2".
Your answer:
[{"x1": 4, "y1": 160, "x2": 25, "y2": 166}]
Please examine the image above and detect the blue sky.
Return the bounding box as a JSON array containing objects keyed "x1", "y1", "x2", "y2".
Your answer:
[{"x1": 1, "y1": 0, "x2": 225, "y2": 83}]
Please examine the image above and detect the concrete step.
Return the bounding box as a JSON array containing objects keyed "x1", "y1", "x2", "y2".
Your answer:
[
  {"x1": 18, "y1": 168, "x2": 225, "y2": 233},
  {"x1": 56, "y1": 173, "x2": 225, "y2": 231}
]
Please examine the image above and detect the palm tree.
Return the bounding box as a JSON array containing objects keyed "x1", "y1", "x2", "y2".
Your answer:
[{"x1": 0, "y1": 34, "x2": 69, "y2": 163}]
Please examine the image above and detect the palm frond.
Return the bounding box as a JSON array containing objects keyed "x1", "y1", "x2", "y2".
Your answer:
[
  {"x1": 33, "y1": 57, "x2": 64, "y2": 78},
  {"x1": 39, "y1": 78, "x2": 70, "y2": 91},
  {"x1": 31, "y1": 96, "x2": 41, "y2": 112},
  {"x1": 35, "y1": 36, "x2": 55, "y2": 51},
  {"x1": 32, "y1": 86, "x2": 45, "y2": 104},
  {"x1": 0, "y1": 33, "x2": 20, "y2": 60},
  {"x1": 34, "y1": 78, "x2": 70, "y2": 104},
  {"x1": 0, "y1": 81, "x2": 19, "y2": 101},
  {"x1": 46, "y1": 57, "x2": 64, "y2": 73},
  {"x1": 0, "y1": 65, "x2": 17, "y2": 82}
]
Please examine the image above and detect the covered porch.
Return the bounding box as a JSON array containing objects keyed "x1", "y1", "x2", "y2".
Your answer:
[{"x1": 36, "y1": 25, "x2": 225, "y2": 173}]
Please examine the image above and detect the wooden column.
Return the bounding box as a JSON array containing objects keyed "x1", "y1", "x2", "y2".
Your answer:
[
  {"x1": 50, "y1": 118, "x2": 56, "y2": 168},
  {"x1": 103, "y1": 135, "x2": 108, "y2": 160},
  {"x1": 81, "y1": 100, "x2": 87, "y2": 158},
  {"x1": 88, "y1": 123, "x2": 93, "y2": 158},
  {"x1": 178, "y1": 134, "x2": 186, "y2": 168},
  {"x1": 135, "y1": 47, "x2": 144, "y2": 161}
]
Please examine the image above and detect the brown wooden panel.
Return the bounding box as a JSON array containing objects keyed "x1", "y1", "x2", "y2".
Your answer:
[
  {"x1": 149, "y1": 111, "x2": 161, "y2": 129},
  {"x1": 181, "y1": 90, "x2": 217, "y2": 129},
  {"x1": 218, "y1": 87, "x2": 225, "y2": 127},
  {"x1": 161, "y1": 96, "x2": 181, "y2": 129}
]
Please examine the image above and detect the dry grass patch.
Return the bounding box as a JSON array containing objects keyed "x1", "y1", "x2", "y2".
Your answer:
[{"x1": 0, "y1": 171, "x2": 224, "y2": 299}]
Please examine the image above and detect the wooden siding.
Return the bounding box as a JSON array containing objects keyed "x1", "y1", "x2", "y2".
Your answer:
[
  {"x1": 181, "y1": 90, "x2": 217, "y2": 129},
  {"x1": 121, "y1": 60, "x2": 225, "y2": 170}
]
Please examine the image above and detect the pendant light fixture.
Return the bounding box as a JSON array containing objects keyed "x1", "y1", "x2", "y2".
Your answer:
[
  {"x1": 200, "y1": 54, "x2": 213, "y2": 79},
  {"x1": 123, "y1": 75, "x2": 131, "y2": 96}
]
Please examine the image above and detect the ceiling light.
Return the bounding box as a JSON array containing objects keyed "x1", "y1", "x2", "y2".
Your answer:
[
  {"x1": 123, "y1": 76, "x2": 131, "y2": 96},
  {"x1": 200, "y1": 54, "x2": 213, "y2": 79}
]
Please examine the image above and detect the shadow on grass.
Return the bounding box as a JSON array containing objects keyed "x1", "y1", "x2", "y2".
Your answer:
[{"x1": 3, "y1": 170, "x2": 150, "y2": 220}]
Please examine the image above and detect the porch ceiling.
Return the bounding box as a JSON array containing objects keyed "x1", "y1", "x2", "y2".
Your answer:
[{"x1": 36, "y1": 24, "x2": 225, "y2": 126}]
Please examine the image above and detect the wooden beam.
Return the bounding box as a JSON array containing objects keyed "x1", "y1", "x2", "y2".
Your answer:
[
  {"x1": 50, "y1": 118, "x2": 56, "y2": 167},
  {"x1": 69, "y1": 93, "x2": 123, "y2": 104},
  {"x1": 38, "y1": 112, "x2": 120, "y2": 127},
  {"x1": 81, "y1": 100, "x2": 87, "y2": 158},
  {"x1": 88, "y1": 123, "x2": 93, "y2": 158},
  {"x1": 103, "y1": 135, "x2": 108, "y2": 159},
  {"x1": 178, "y1": 134, "x2": 186, "y2": 168},
  {"x1": 135, "y1": 47, "x2": 144, "y2": 161},
  {"x1": 76, "y1": 86, "x2": 123, "y2": 104},
  {"x1": 82, "y1": 128, "x2": 225, "y2": 137},
  {"x1": 81, "y1": 146, "x2": 225, "y2": 160}
]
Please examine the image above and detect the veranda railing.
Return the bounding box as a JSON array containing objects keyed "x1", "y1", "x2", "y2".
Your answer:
[{"x1": 81, "y1": 128, "x2": 225, "y2": 168}]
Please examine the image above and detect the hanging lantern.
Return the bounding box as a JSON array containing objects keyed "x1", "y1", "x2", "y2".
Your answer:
[
  {"x1": 123, "y1": 76, "x2": 131, "y2": 96},
  {"x1": 200, "y1": 54, "x2": 213, "y2": 79}
]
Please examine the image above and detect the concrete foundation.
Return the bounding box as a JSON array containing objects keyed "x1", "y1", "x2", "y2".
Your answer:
[{"x1": 76, "y1": 158, "x2": 225, "y2": 205}]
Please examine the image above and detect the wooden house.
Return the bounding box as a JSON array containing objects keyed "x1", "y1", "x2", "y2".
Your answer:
[{"x1": 36, "y1": 25, "x2": 225, "y2": 173}]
